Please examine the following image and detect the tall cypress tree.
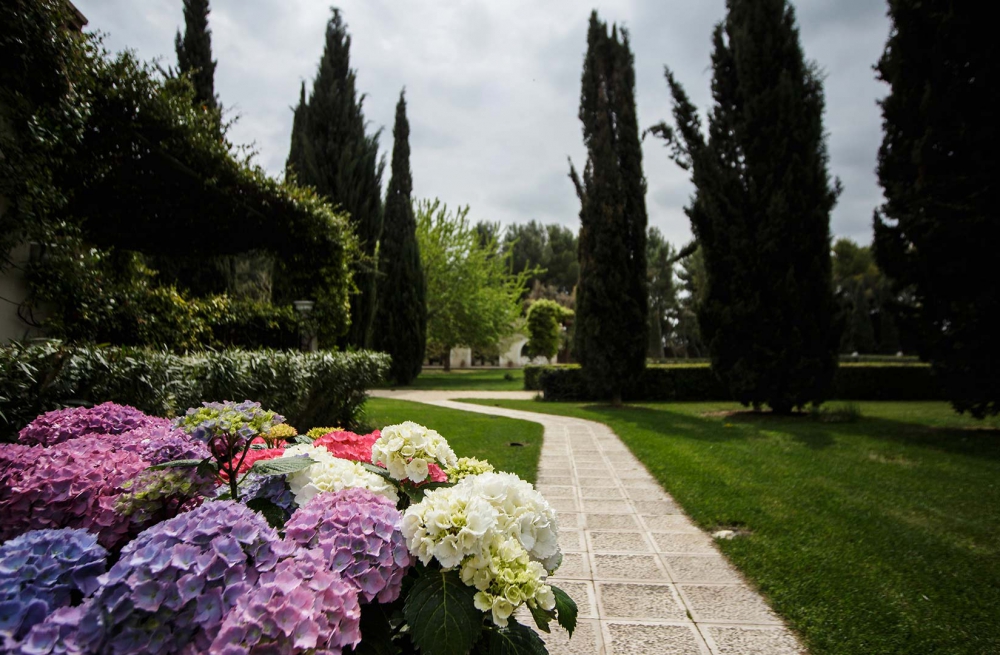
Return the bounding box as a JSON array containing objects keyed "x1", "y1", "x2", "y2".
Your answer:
[
  {"x1": 569, "y1": 11, "x2": 648, "y2": 405},
  {"x1": 651, "y1": 0, "x2": 840, "y2": 412},
  {"x1": 285, "y1": 82, "x2": 308, "y2": 182},
  {"x1": 174, "y1": 0, "x2": 217, "y2": 110},
  {"x1": 288, "y1": 8, "x2": 384, "y2": 348},
  {"x1": 874, "y1": 0, "x2": 999, "y2": 418},
  {"x1": 373, "y1": 90, "x2": 426, "y2": 384}
]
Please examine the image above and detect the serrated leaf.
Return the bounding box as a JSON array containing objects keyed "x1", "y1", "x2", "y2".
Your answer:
[
  {"x1": 148, "y1": 458, "x2": 206, "y2": 470},
  {"x1": 290, "y1": 434, "x2": 314, "y2": 445},
  {"x1": 250, "y1": 456, "x2": 316, "y2": 476},
  {"x1": 527, "y1": 603, "x2": 553, "y2": 634},
  {"x1": 483, "y1": 620, "x2": 547, "y2": 655},
  {"x1": 551, "y1": 586, "x2": 578, "y2": 637},
  {"x1": 360, "y1": 461, "x2": 394, "y2": 481},
  {"x1": 403, "y1": 569, "x2": 482, "y2": 655},
  {"x1": 246, "y1": 497, "x2": 287, "y2": 529}
]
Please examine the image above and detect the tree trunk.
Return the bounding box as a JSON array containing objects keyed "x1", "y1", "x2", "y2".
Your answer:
[
  {"x1": 443, "y1": 346, "x2": 451, "y2": 372},
  {"x1": 611, "y1": 390, "x2": 623, "y2": 408}
]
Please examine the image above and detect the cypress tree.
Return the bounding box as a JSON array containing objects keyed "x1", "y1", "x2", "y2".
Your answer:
[
  {"x1": 373, "y1": 90, "x2": 426, "y2": 384},
  {"x1": 873, "y1": 0, "x2": 999, "y2": 417},
  {"x1": 651, "y1": 0, "x2": 841, "y2": 412},
  {"x1": 285, "y1": 82, "x2": 308, "y2": 182},
  {"x1": 174, "y1": 0, "x2": 217, "y2": 110},
  {"x1": 569, "y1": 11, "x2": 648, "y2": 405},
  {"x1": 289, "y1": 8, "x2": 384, "y2": 348}
]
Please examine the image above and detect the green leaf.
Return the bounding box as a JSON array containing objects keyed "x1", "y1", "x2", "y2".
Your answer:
[
  {"x1": 246, "y1": 497, "x2": 287, "y2": 529},
  {"x1": 148, "y1": 458, "x2": 207, "y2": 470},
  {"x1": 403, "y1": 569, "x2": 483, "y2": 655},
  {"x1": 551, "y1": 586, "x2": 578, "y2": 637},
  {"x1": 290, "y1": 434, "x2": 314, "y2": 445},
  {"x1": 482, "y1": 620, "x2": 547, "y2": 655},
  {"x1": 361, "y1": 461, "x2": 394, "y2": 481},
  {"x1": 250, "y1": 456, "x2": 316, "y2": 476},
  {"x1": 527, "y1": 603, "x2": 553, "y2": 634}
]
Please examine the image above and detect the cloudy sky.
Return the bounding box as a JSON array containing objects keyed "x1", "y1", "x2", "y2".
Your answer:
[{"x1": 75, "y1": 0, "x2": 891, "y2": 248}]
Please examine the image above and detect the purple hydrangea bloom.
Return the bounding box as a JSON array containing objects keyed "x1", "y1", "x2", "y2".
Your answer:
[
  {"x1": 14, "y1": 604, "x2": 89, "y2": 654},
  {"x1": 0, "y1": 438, "x2": 148, "y2": 548},
  {"x1": 173, "y1": 401, "x2": 284, "y2": 443},
  {"x1": 116, "y1": 468, "x2": 219, "y2": 528},
  {"x1": 0, "y1": 529, "x2": 107, "y2": 648},
  {"x1": 236, "y1": 474, "x2": 296, "y2": 520},
  {"x1": 209, "y1": 549, "x2": 361, "y2": 654},
  {"x1": 77, "y1": 501, "x2": 291, "y2": 655},
  {"x1": 111, "y1": 426, "x2": 210, "y2": 466},
  {"x1": 18, "y1": 403, "x2": 172, "y2": 447},
  {"x1": 283, "y1": 488, "x2": 412, "y2": 603},
  {"x1": 0, "y1": 443, "x2": 42, "y2": 481}
]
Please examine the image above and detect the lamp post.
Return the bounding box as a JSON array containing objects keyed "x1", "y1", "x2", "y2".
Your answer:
[{"x1": 293, "y1": 300, "x2": 317, "y2": 352}]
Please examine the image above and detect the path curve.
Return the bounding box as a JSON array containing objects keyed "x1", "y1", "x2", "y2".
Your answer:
[{"x1": 371, "y1": 390, "x2": 805, "y2": 655}]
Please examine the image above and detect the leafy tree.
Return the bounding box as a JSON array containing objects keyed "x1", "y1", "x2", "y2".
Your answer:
[
  {"x1": 287, "y1": 8, "x2": 384, "y2": 349},
  {"x1": 831, "y1": 238, "x2": 906, "y2": 355},
  {"x1": 502, "y1": 222, "x2": 579, "y2": 295},
  {"x1": 526, "y1": 300, "x2": 573, "y2": 360},
  {"x1": 415, "y1": 200, "x2": 532, "y2": 371},
  {"x1": 647, "y1": 228, "x2": 678, "y2": 359},
  {"x1": 651, "y1": 0, "x2": 841, "y2": 412},
  {"x1": 873, "y1": 0, "x2": 999, "y2": 417},
  {"x1": 373, "y1": 91, "x2": 426, "y2": 385},
  {"x1": 673, "y1": 245, "x2": 707, "y2": 358},
  {"x1": 569, "y1": 11, "x2": 649, "y2": 405},
  {"x1": 174, "y1": 0, "x2": 217, "y2": 111}
]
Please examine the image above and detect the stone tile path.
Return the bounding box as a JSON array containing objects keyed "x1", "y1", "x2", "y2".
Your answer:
[{"x1": 370, "y1": 390, "x2": 806, "y2": 655}]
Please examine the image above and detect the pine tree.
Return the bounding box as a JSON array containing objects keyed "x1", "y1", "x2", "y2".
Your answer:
[
  {"x1": 175, "y1": 0, "x2": 217, "y2": 110},
  {"x1": 874, "y1": 0, "x2": 999, "y2": 417},
  {"x1": 373, "y1": 90, "x2": 426, "y2": 384},
  {"x1": 569, "y1": 11, "x2": 648, "y2": 405},
  {"x1": 651, "y1": 0, "x2": 841, "y2": 412},
  {"x1": 288, "y1": 8, "x2": 384, "y2": 348}
]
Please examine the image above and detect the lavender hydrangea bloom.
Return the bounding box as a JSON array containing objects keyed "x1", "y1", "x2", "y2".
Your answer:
[
  {"x1": 15, "y1": 604, "x2": 89, "y2": 654},
  {"x1": 77, "y1": 501, "x2": 291, "y2": 655},
  {"x1": 111, "y1": 426, "x2": 210, "y2": 465},
  {"x1": 18, "y1": 403, "x2": 172, "y2": 447},
  {"x1": 238, "y1": 474, "x2": 296, "y2": 518},
  {"x1": 284, "y1": 488, "x2": 412, "y2": 603},
  {"x1": 0, "y1": 529, "x2": 107, "y2": 647},
  {"x1": 117, "y1": 468, "x2": 218, "y2": 527},
  {"x1": 209, "y1": 549, "x2": 361, "y2": 654},
  {"x1": 173, "y1": 401, "x2": 284, "y2": 443},
  {"x1": 0, "y1": 438, "x2": 148, "y2": 548}
]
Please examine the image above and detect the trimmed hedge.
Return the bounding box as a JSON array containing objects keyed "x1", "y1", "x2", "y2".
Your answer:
[
  {"x1": 525, "y1": 363, "x2": 942, "y2": 402},
  {"x1": 0, "y1": 340, "x2": 390, "y2": 439}
]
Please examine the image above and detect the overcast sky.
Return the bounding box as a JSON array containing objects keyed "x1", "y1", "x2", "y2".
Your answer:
[{"x1": 75, "y1": 0, "x2": 891, "y2": 248}]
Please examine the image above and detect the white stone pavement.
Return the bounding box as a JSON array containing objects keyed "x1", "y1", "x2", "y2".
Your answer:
[{"x1": 370, "y1": 390, "x2": 806, "y2": 655}]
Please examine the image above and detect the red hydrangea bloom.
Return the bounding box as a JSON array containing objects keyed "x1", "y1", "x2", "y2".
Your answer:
[
  {"x1": 312, "y1": 430, "x2": 447, "y2": 482},
  {"x1": 0, "y1": 437, "x2": 147, "y2": 548},
  {"x1": 18, "y1": 403, "x2": 172, "y2": 447}
]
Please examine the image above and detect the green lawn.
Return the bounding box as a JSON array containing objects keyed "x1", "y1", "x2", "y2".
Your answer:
[
  {"x1": 460, "y1": 399, "x2": 1000, "y2": 655},
  {"x1": 382, "y1": 368, "x2": 525, "y2": 391},
  {"x1": 361, "y1": 397, "x2": 542, "y2": 483}
]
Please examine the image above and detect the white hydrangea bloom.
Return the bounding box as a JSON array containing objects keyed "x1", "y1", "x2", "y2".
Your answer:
[
  {"x1": 372, "y1": 421, "x2": 458, "y2": 483},
  {"x1": 445, "y1": 456, "x2": 495, "y2": 483},
  {"x1": 401, "y1": 470, "x2": 563, "y2": 627},
  {"x1": 283, "y1": 444, "x2": 398, "y2": 505}
]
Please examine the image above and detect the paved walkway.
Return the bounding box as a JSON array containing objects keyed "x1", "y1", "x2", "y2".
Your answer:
[{"x1": 370, "y1": 390, "x2": 806, "y2": 655}]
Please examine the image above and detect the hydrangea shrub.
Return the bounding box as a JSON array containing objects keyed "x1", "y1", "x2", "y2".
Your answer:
[
  {"x1": 312, "y1": 429, "x2": 380, "y2": 463},
  {"x1": 283, "y1": 444, "x2": 398, "y2": 505},
  {"x1": 76, "y1": 501, "x2": 290, "y2": 655},
  {"x1": 284, "y1": 488, "x2": 411, "y2": 603},
  {"x1": 0, "y1": 529, "x2": 108, "y2": 646},
  {"x1": 371, "y1": 422, "x2": 457, "y2": 484},
  {"x1": 209, "y1": 550, "x2": 361, "y2": 654},
  {"x1": 111, "y1": 426, "x2": 210, "y2": 466},
  {"x1": 18, "y1": 403, "x2": 172, "y2": 447}
]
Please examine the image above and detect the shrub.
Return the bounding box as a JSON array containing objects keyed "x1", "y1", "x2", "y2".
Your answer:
[
  {"x1": 527, "y1": 363, "x2": 942, "y2": 402},
  {"x1": 0, "y1": 341, "x2": 390, "y2": 439},
  {"x1": 525, "y1": 300, "x2": 573, "y2": 360}
]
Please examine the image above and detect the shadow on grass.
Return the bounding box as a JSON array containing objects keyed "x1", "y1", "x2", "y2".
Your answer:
[{"x1": 576, "y1": 403, "x2": 1000, "y2": 460}]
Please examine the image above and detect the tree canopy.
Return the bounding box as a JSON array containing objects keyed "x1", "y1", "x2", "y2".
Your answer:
[
  {"x1": 651, "y1": 0, "x2": 841, "y2": 412},
  {"x1": 873, "y1": 0, "x2": 999, "y2": 417},
  {"x1": 174, "y1": 0, "x2": 217, "y2": 111},
  {"x1": 415, "y1": 200, "x2": 532, "y2": 370}
]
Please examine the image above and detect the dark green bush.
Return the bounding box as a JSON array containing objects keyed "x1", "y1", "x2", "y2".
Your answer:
[
  {"x1": 527, "y1": 363, "x2": 942, "y2": 402},
  {"x1": 0, "y1": 340, "x2": 390, "y2": 439}
]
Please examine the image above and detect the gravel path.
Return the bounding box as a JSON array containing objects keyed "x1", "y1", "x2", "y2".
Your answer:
[{"x1": 370, "y1": 390, "x2": 806, "y2": 655}]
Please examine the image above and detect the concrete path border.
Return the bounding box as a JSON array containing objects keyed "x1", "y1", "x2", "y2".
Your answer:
[{"x1": 370, "y1": 390, "x2": 806, "y2": 655}]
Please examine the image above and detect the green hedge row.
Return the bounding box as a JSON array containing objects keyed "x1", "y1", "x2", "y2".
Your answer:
[
  {"x1": 0, "y1": 340, "x2": 391, "y2": 439},
  {"x1": 524, "y1": 363, "x2": 942, "y2": 401}
]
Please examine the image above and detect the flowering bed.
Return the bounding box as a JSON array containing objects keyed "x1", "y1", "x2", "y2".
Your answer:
[{"x1": 0, "y1": 401, "x2": 576, "y2": 654}]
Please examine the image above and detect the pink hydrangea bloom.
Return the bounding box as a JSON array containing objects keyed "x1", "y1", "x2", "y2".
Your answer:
[
  {"x1": 209, "y1": 549, "x2": 361, "y2": 654},
  {"x1": 284, "y1": 488, "x2": 412, "y2": 603},
  {"x1": 0, "y1": 443, "x2": 42, "y2": 481},
  {"x1": 18, "y1": 403, "x2": 172, "y2": 447},
  {"x1": 0, "y1": 437, "x2": 147, "y2": 548}
]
